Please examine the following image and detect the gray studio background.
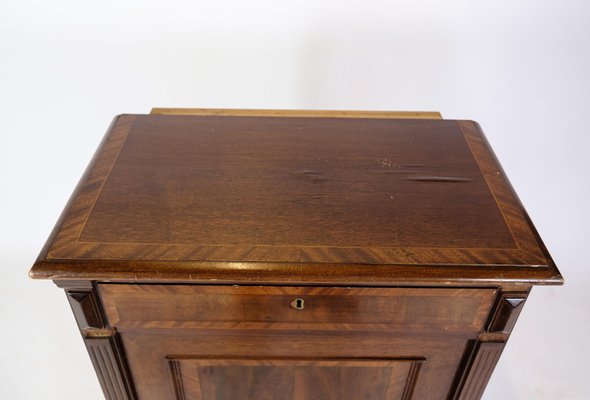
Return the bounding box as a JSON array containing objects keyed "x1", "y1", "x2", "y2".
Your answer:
[{"x1": 1, "y1": 0, "x2": 588, "y2": 398}]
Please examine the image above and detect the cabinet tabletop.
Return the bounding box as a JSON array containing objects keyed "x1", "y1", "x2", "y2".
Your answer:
[{"x1": 30, "y1": 112, "x2": 562, "y2": 285}]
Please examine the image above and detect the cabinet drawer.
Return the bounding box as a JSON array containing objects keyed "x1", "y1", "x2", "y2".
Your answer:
[{"x1": 99, "y1": 285, "x2": 496, "y2": 334}]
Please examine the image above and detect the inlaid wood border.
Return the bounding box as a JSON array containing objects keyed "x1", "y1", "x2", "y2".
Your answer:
[
  {"x1": 458, "y1": 121, "x2": 546, "y2": 264},
  {"x1": 45, "y1": 114, "x2": 136, "y2": 258},
  {"x1": 40, "y1": 112, "x2": 548, "y2": 267}
]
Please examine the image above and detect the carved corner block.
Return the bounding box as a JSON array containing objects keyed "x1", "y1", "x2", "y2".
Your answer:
[
  {"x1": 55, "y1": 281, "x2": 136, "y2": 399},
  {"x1": 487, "y1": 292, "x2": 527, "y2": 334},
  {"x1": 66, "y1": 290, "x2": 105, "y2": 330}
]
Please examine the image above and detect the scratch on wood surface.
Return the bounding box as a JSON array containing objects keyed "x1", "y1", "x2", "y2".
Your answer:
[
  {"x1": 403, "y1": 176, "x2": 473, "y2": 183},
  {"x1": 292, "y1": 170, "x2": 329, "y2": 182}
]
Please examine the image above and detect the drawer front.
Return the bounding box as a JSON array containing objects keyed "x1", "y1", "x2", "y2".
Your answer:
[{"x1": 99, "y1": 285, "x2": 496, "y2": 333}]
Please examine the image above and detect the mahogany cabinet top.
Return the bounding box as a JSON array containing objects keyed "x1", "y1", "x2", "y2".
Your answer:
[{"x1": 30, "y1": 111, "x2": 562, "y2": 285}]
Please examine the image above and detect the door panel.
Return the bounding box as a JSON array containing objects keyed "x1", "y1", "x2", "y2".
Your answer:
[
  {"x1": 119, "y1": 330, "x2": 469, "y2": 400},
  {"x1": 168, "y1": 358, "x2": 423, "y2": 400}
]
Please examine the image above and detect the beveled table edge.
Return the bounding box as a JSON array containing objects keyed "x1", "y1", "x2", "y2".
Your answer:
[{"x1": 30, "y1": 258, "x2": 564, "y2": 286}]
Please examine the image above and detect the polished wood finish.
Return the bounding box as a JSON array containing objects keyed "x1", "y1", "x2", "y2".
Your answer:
[
  {"x1": 98, "y1": 284, "x2": 495, "y2": 399},
  {"x1": 99, "y1": 285, "x2": 495, "y2": 333},
  {"x1": 30, "y1": 110, "x2": 562, "y2": 400},
  {"x1": 122, "y1": 328, "x2": 470, "y2": 400},
  {"x1": 167, "y1": 358, "x2": 423, "y2": 400},
  {"x1": 30, "y1": 113, "x2": 561, "y2": 285}
]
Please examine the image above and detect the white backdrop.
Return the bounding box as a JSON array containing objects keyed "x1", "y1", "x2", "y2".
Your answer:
[{"x1": 1, "y1": 1, "x2": 588, "y2": 398}]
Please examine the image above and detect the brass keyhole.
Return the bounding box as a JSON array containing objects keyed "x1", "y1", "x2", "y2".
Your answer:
[{"x1": 291, "y1": 298, "x2": 305, "y2": 310}]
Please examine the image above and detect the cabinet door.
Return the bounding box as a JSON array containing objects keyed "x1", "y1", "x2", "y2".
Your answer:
[{"x1": 99, "y1": 285, "x2": 496, "y2": 400}]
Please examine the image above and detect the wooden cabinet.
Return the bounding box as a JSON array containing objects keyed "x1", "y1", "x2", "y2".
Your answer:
[
  {"x1": 30, "y1": 109, "x2": 563, "y2": 400},
  {"x1": 98, "y1": 284, "x2": 495, "y2": 400}
]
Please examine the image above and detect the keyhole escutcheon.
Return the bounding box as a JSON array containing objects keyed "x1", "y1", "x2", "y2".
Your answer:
[{"x1": 291, "y1": 298, "x2": 305, "y2": 310}]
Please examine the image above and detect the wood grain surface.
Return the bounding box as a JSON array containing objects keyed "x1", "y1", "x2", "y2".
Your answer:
[
  {"x1": 29, "y1": 111, "x2": 561, "y2": 285},
  {"x1": 99, "y1": 285, "x2": 496, "y2": 333},
  {"x1": 121, "y1": 329, "x2": 468, "y2": 400},
  {"x1": 167, "y1": 357, "x2": 423, "y2": 400}
]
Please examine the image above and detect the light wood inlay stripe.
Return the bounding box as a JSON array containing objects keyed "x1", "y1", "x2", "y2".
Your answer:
[
  {"x1": 458, "y1": 121, "x2": 547, "y2": 265},
  {"x1": 47, "y1": 115, "x2": 136, "y2": 259},
  {"x1": 150, "y1": 108, "x2": 443, "y2": 119}
]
